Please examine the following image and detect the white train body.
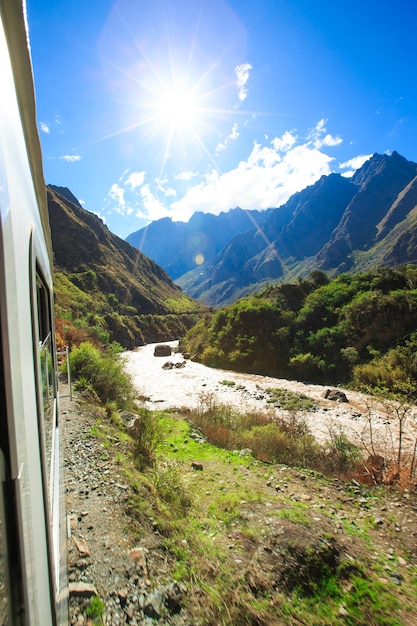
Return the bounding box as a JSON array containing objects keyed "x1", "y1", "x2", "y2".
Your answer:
[{"x1": 0, "y1": 1, "x2": 67, "y2": 623}]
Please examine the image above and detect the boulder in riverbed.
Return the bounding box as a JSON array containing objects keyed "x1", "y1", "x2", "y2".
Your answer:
[{"x1": 154, "y1": 344, "x2": 172, "y2": 357}]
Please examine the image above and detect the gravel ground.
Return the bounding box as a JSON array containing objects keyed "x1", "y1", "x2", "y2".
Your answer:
[{"x1": 61, "y1": 382, "x2": 193, "y2": 625}]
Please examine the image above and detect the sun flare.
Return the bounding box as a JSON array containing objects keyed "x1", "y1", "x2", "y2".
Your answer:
[{"x1": 155, "y1": 84, "x2": 199, "y2": 131}]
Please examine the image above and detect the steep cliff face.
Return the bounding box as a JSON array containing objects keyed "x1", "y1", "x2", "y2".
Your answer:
[
  {"x1": 48, "y1": 186, "x2": 204, "y2": 347},
  {"x1": 316, "y1": 152, "x2": 417, "y2": 271}
]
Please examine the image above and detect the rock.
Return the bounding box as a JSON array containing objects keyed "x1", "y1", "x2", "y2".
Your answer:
[
  {"x1": 144, "y1": 590, "x2": 163, "y2": 618},
  {"x1": 118, "y1": 588, "x2": 128, "y2": 607},
  {"x1": 364, "y1": 454, "x2": 386, "y2": 484},
  {"x1": 191, "y1": 461, "x2": 203, "y2": 471},
  {"x1": 183, "y1": 352, "x2": 191, "y2": 359},
  {"x1": 128, "y1": 547, "x2": 148, "y2": 576},
  {"x1": 154, "y1": 344, "x2": 172, "y2": 357},
  {"x1": 119, "y1": 411, "x2": 138, "y2": 426},
  {"x1": 69, "y1": 581, "x2": 98, "y2": 597},
  {"x1": 324, "y1": 389, "x2": 348, "y2": 402},
  {"x1": 162, "y1": 361, "x2": 174, "y2": 369},
  {"x1": 161, "y1": 581, "x2": 184, "y2": 614},
  {"x1": 338, "y1": 606, "x2": 349, "y2": 617},
  {"x1": 72, "y1": 537, "x2": 91, "y2": 557},
  {"x1": 126, "y1": 416, "x2": 142, "y2": 439},
  {"x1": 239, "y1": 448, "x2": 252, "y2": 458}
]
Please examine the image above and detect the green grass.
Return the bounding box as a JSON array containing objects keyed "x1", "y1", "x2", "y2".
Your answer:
[
  {"x1": 82, "y1": 400, "x2": 414, "y2": 626},
  {"x1": 265, "y1": 387, "x2": 316, "y2": 411},
  {"x1": 274, "y1": 503, "x2": 312, "y2": 527}
]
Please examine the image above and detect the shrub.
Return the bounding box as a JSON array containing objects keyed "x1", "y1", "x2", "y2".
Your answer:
[
  {"x1": 131, "y1": 409, "x2": 161, "y2": 470},
  {"x1": 237, "y1": 422, "x2": 296, "y2": 464},
  {"x1": 70, "y1": 341, "x2": 135, "y2": 410}
]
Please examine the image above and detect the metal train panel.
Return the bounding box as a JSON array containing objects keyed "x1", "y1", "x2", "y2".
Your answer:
[{"x1": 0, "y1": 1, "x2": 67, "y2": 623}]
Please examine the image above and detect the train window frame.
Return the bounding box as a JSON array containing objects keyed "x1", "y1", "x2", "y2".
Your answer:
[
  {"x1": 31, "y1": 258, "x2": 61, "y2": 622},
  {"x1": 35, "y1": 268, "x2": 57, "y2": 503}
]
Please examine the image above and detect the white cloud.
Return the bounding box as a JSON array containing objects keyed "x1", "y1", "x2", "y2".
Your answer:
[
  {"x1": 59, "y1": 154, "x2": 81, "y2": 162},
  {"x1": 307, "y1": 118, "x2": 342, "y2": 149},
  {"x1": 322, "y1": 134, "x2": 343, "y2": 147},
  {"x1": 170, "y1": 130, "x2": 335, "y2": 222},
  {"x1": 174, "y1": 170, "x2": 199, "y2": 181},
  {"x1": 109, "y1": 183, "x2": 125, "y2": 207},
  {"x1": 125, "y1": 171, "x2": 146, "y2": 189},
  {"x1": 138, "y1": 185, "x2": 170, "y2": 221},
  {"x1": 272, "y1": 131, "x2": 297, "y2": 152},
  {"x1": 216, "y1": 123, "x2": 240, "y2": 152},
  {"x1": 40, "y1": 121, "x2": 50, "y2": 134},
  {"x1": 234, "y1": 63, "x2": 252, "y2": 103},
  {"x1": 339, "y1": 154, "x2": 373, "y2": 173},
  {"x1": 156, "y1": 178, "x2": 176, "y2": 197}
]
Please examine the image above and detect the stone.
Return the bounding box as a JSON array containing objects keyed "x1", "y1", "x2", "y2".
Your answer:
[
  {"x1": 73, "y1": 537, "x2": 91, "y2": 557},
  {"x1": 144, "y1": 590, "x2": 163, "y2": 618},
  {"x1": 323, "y1": 389, "x2": 348, "y2": 403},
  {"x1": 128, "y1": 547, "x2": 148, "y2": 576},
  {"x1": 118, "y1": 588, "x2": 128, "y2": 607},
  {"x1": 161, "y1": 581, "x2": 184, "y2": 614},
  {"x1": 69, "y1": 581, "x2": 98, "y2": 597},
  {"x1": 191, "y1": 461, "x2": 203, "y2": 471},
  {"x1": 154, "y1": 344, "x2": 172, "y2": 357},
  {"x1": 126, "y1": 416, "x2": 142, "y2": 439}
]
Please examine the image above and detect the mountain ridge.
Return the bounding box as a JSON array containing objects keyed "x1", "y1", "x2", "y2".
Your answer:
[{"x1": 125, "y1": 151, "x2": 417, "y2": 306}]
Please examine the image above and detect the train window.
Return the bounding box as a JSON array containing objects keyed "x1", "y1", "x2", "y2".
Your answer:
[{"x1": 36, "y1": 269, "x2": 55, "y2": 497}]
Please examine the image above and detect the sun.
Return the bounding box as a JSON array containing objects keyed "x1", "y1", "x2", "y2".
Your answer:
[{"x1": 155, "y1": 83, "x2": 199, "y2": 132}]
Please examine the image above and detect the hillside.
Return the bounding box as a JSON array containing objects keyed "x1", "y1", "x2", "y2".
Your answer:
[
  {"x1": 179, "y1": 265, "x2": 417, "y2": 395},
  {"x1": 126, "y1": 152, "x2": 417, "y2": 306},
  {"x1": 47, "y1": 186, "x2": 205, "y2": 348}
]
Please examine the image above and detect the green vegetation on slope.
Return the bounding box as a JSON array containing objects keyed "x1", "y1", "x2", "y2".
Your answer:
[
  {"x1": 82, "y1": 400, "x2": 417, "y2": 625},
  {"x1": 54, "y1": 268, "x2": 204, "y2": 350},
  {"x1": 180, "y1": 266, "x2": 417, "y2": 396},
  {"x1": 49, "y1": 187, "x2": 205, "y2": 350}
]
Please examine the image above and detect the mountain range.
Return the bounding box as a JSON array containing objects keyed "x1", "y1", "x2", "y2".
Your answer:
[{"x1": 126, "y1": 151, "x2": 417, "y2": 306}]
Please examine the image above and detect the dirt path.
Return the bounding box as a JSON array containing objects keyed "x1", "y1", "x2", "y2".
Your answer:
[
  {"x1": 124, "y1": 341, "x2": 417, "y2": 456},
  {"x1": 61, "y1": 381, "x2": 192, "y2": 625}
]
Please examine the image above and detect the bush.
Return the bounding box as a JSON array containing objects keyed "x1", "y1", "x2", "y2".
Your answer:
[
  {"x1": 237, "y1": 422, "x2": 296, "y2": 464},
  {"x1": 70, "y1": 341, "x2": 135, "y2": 410},
  {"x1": 131, "y1": 409, "x2": 161, "y2": 470}
]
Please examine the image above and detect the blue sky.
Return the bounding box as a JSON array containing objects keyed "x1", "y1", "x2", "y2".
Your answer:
[{"x1": 27, "y1": 0, "x2": 417, "y2": 239}]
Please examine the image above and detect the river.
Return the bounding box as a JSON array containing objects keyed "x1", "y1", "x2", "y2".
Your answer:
[{"x1": 124, "y1": 341, "x2": 416, "y2": 455}]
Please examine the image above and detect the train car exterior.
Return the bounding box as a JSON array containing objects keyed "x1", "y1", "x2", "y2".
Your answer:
[{"x1": 0, "y1": 0, "x2": 67, "y2": 624}]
